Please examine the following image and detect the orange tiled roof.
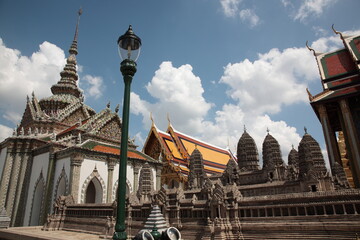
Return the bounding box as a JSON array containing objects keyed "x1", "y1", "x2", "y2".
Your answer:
[{"x1": 92, "y1": 145, "x2": 146, "y2": 160}]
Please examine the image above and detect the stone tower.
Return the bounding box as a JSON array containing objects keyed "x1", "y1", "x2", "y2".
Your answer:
[{"x1": 237, "y1": 129, "x2": 260, "y2": 171}]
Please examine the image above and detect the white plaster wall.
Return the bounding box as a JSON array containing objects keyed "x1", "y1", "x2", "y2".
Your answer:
[
  {"x1": 50, "y1": 157, "x2": 71, "y2": 208},
  {"x1": 127, "y1": 164, "x2": 134, "y2": 193},
  {"x1": 23, "y1": 152, "x2": 50, "y2": 226},
  {"x1": 112, "y1": 162, "x2": 134, "y2": 201},
  {"x1": 78, "y1": 159, "x2": 107, "y2": 203},
  {"x1": 0, "y1": 147, "x2": 7, "y2": 180}
]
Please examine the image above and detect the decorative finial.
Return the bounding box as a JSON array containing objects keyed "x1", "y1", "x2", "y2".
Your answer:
[
  {"x1": 106, "y1": 101, "x2": 110, "y2": 108},
  {"x1": 244, "y1": 125, "x2": 247, "y2": 133},
  {"x1": 292, "y1": 144, "x2": 294, "y2": 149},
  {"x1": 332, "y1": 24, "x2": 344, "y2": 40},
  {"x1": 194, "y1": 144, "x2": 198, "y2": 149},
  {"x1": 26, "y1": 95, "x2": 30, "y2": 102},
  {"x1": 69, "y1": 8, "x2": 82, "y2": 55},
  {"x1": 266, "y1": 127, "x2": 270, "y2": 134},
  {"x1": 306, "y1": 40, "x2": 318, "y2": 57},
  {"x1": 115, "y1": 104, "x2": 120, "y2": 113},
  {"x1": 150, "y1": 112, "x2": 154, "y2": 125},
  {"x1": 304, "y1": 126, "x2": 308, "y2": 134},
  {"x1": 306, "y1": 88, "x2": 314, "y2": 101},
  {"x1": 167, "y1": 113, "x2": 171, "y2": 127}
]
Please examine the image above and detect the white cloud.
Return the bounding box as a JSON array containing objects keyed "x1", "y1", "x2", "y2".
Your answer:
[
  {"x1": 131, "y1": 61, "x2": 212, "y2": 135},
  {"x1": 130, "y1": 33, "x2": 348, "y2": 164},
  {"x1": 220, "y1": 0, "x2": 260, "y2": 28},
  {"x1": 294, "y1": 0, "x2": 338, "y2": 22},
  {"x1": 220, "y1": 0, "x2": 242, "y2": 17},
  {"x1": 0, "y1": 38, "x2": 66, "y2": 126},
  {"x1": 220, "y1": 47, "x2": 318, "y2": 115},
  {"x1": 310, "y1": 30, "x2": 360, "y2": 53},
  {"x1": 81, "y1": 75, "x2": 105, "y2": 99},
  {"x1": 239, "y1": 9, "x2": 260, "y2": 28},
  {"x1": 0, "y1": 124, "x2": 13, "y2": 142}
]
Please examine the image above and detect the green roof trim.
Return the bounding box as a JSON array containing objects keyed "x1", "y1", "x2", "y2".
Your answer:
[{"x1": 349, "y1": 36, "x2": 360, "y2": 60}]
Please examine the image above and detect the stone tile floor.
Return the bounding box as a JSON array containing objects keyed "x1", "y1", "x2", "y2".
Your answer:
[{"x1": 0, "y1": 227, "x2": 108, "y2": 240}]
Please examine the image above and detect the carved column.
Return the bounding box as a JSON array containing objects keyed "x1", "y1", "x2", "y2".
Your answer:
[
  {"x1": 107, "y1": 158, "x2": 116, "y2": 203},
  {"x1": 317, "y1": 104, "x2": 341, "y2": 167},
  {"x1": 133, "y1": 164, "x2": 140, "y2": 193},
  {"x1": 42, "y1": 151, "x2": 57, "y2": 224},
  {"x1": 69, "y1": 153, "x2": 84, "y2": 203},
  {"x1": 155, "y1": 166, "x2": 162, "y2": 191},
  {"x1": 12, "y1": 152, "x2": 31, "y2": 226},
  {"x1": 6, "y1": 151, "x2": 22, "y2": 222},
  {"x1": 0, "y1": 150, "x2": 14, "y2": 213},
  {"x1": 339, "y1": 99, "x2": 360, "y2": 187}
]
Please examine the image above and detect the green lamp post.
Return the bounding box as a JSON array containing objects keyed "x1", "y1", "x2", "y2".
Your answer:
[{"x1": 113, "y1": 25, "x2": 141, "y2": 240}]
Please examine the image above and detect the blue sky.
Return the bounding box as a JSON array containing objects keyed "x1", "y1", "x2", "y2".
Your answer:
[{"x1": 0, "y1": 0, "x2": 359, "y2": 165}]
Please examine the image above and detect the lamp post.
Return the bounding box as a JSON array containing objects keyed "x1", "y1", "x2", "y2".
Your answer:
[{"x1": 113, "y1": 25, "x2": 141, "y2": 240}]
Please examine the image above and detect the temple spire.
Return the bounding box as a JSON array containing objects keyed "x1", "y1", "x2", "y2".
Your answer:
[{"x1": 69, "y1": 8, "x2": 82, "y2": 56}]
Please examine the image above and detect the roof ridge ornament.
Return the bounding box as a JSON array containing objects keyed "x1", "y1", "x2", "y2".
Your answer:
[
  {"x1": 304, "y1": 126, "x2": 308, "y2": 135},
  {"x1": 306, "y1": 40, "x2": 321, "y2": 57},
  {"x1": 167, "y1": 113, "x2": 171, "y2": 128},
  {"x1": 306, "y1": 88, "x2": 314, "y2": 101},
  {"x1": 150, "y1": 112, "x2": 155, "y2": 126},
  {"x1": 332, "y1": 24, "x2": 345, "y2": 41}
]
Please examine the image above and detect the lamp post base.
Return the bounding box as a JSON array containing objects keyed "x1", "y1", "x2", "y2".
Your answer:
[{"x1": 113, "y1": 231, "x2": 127, "y2": 240}]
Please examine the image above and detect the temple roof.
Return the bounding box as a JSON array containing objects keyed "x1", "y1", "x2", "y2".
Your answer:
[
  {"x1": 80, "y1": 140, "x2": 152, "y2": 161},
  {"x1": 143, "y1": 121, "x2": 235, "y2": 177},
  {"x1": 309, "y1": 29, "x2": 360, "y2": 106}
]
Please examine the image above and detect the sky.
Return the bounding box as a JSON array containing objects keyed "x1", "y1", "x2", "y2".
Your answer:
[{"x1": 0, "y1": 0, "x2": 359, "y2": 166}]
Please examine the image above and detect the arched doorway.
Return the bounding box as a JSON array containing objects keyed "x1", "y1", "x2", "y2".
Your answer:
[
  {"x1": 85, "y1": 177, "x2": 103, "y2": 203},
  {"x1": 30, "y1": 177, "x2": 45, "y2": 226},
  {"x1": 56, "y1": 176, "x2": 66, "y2": 199}
]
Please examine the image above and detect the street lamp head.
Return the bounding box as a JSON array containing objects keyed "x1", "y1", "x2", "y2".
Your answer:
[{"x1": 117, "y1": 25, "x2": 142, "y2": 62}]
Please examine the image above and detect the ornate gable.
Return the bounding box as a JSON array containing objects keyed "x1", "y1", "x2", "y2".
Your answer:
[
  {"x1": 59, "y1": 104, "x2": 90, "y2": 126},
  {"x1": 143, "y1": 127, "x2": 163, "y2": 160},
  {"x1": 78, "y1": 108, "x2": 121, "y2": 141}
]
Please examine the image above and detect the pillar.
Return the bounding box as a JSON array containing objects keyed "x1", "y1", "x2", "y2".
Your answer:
[
  {"x1": 12, "y1": 152, "x2": 31, "y2": 226},
  {"x1": 155, "y1": 166, "x2": 162, "y2": 191},
  {"x1": 353, "y1": 204, "x2": 358, "y2": 214},
  {"x1": 69, "y1": 153, "x2": 84, "y2": 203},
  {"x1": 0, "y1": 151, "x2": 14, "y2": 210},
  {"x1": 133, "y1": 164, "x2": 140, "y2": 193},
  {"x1": 107, "y1": 159, "x2": 116, "y2": 203},
  {"x1": 339, "y1": 99, "x2": 360, "y2": 187},
  {"x1": 317, "y1": 104, "x2": 341, "y2": 167},
  {"x1": 42, "y1": 150, "x2": 57, "y2": 225},
  {"x1": 4, "y1": 152, "x2": 21, "y2": 221}
]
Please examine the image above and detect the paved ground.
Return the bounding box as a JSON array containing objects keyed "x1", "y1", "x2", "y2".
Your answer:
[{"x1": 0, "y1": 227, "x2": 109, "y2": 240}]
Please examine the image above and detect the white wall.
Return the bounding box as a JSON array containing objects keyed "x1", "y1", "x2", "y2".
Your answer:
[
  {"x1": 50, "y1": 157, "x2": 71, "y2": 209},
  {"x1": 23, "y1": 152, "x2": 50, "y2": 226}
]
